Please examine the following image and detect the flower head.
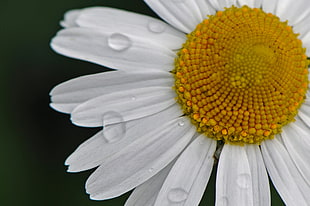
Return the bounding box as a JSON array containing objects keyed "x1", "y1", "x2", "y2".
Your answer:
[{"x1": 50, "y1": 0, "x2": 310, "y2": 205}]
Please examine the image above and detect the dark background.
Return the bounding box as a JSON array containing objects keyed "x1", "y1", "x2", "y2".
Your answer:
[{"x1": 1, "y1": 0, "x2": 284, "y2": 205}]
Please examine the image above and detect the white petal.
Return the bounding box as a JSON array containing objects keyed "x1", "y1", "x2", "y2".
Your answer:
[
  {"x1": 281, "y1": 119, "x2": 310, "y2": 186},
  {"x1": 293, "y1": 14, "x2": 310, "y2": 56},
  {"x1": 154, "y1": 135, "x2": 216, "y2": 206},
  {"x1": 65, "y1": 104, "x2": 182, "y2": 172},
  {"x1": 71, "y1": 86, "x2": 176, "y2": 127},
  {"x1": 85, "y1": 117, "x2": 196, "y2": 200},
  {"x1": 194, "y1": 0, "x2": 217, "y2": 18},
  {"x1": 125, "y1": 163, "x2": 173, "y2": 206},
  {"x1": 60, "y1": 9, "x2": 81, "y2": 28},
  {"x1": 305, "y1": 95, "x2": 310, "y2": 104},
  {"x1": 307, "y1": 90, "x2": 310, "y2": 99},
  {"x1": 207, "y1": 0, "x2": 222, "y2": 10},
  {"x1": 50, "y1": 70, "x2": 172, "y2": 113},
  {"x1": 237, "y1": 0, "x2": 263, "y2": 8},
  {"x1": 274, "y1": 0, "x2": 310, "y2": 25},
  {"x1": 216, "y1": 144, "x2": 254, "y2": 206},
  {"x1": 75, "y1": 7, "x2": 186, "y2": 50},
  {"x1": 208, "y1": 0, "x2": 237, "y2": 11},
  {"x1": 145, "y1": 0, "x2": 215, "y2": 33},
  {"x1": 261, "y1": 138, "x2": 309, "y2": 205},
  {"x1": 261, "y1": 0, "x2": 279, "y2": 14},
  {"x1": 299, "y1": 100, "x2": 310, "y2": 128},
  {"x1": 302, "y1": 34, "x2": 310, "y2": 57},
  {"x1": 51, "y1": 27, "x2": 175, "y2": 71},
  {"x1": 245, "y1": 145, "x2": 270, "y2": 206}
]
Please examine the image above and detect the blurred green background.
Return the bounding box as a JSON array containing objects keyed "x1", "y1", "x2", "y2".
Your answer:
[{"x1": 1, "y1": 0, "x2": 284, "y2": 205}]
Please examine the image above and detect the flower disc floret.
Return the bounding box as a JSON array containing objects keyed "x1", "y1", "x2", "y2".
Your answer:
[{"x1": 174, "y1": 6, "x2": 309, "y2": 145}]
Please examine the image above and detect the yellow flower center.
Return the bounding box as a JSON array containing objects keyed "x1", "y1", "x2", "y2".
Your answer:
[{"x1": 174, "y1": 5, "x2": 309, "y2": 145}]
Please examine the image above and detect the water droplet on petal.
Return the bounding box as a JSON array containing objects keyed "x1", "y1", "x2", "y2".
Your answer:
[
  {"x1": 102, "y1": 111, "x2": 126, "y2": 143},
  {"x1": 148, "y1": 21, "x2": 166, "y2": 33},
  {"x1": 108, "y1": 33, "x2": 132, "y2": 51},
  {"x1": 236, "y1": 173, "x2": 251, "y2": 189},
  {"x1": 167, "y1": 188, "x2": 188, "y2": 203},
  {"x1": 103, "y1": 111, "x2": 124, "y2": 125},
  {"x1": 178, "y1": 119, "x2": 185, "y2": 127}
]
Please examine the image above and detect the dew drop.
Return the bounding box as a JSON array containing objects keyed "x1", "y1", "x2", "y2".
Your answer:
[
  {"x1": 102, "y1": 111, "x2": 126, "y2": 143},
  {"x1": 148, "y1": 21, "x2": 166, "y2": 33},
  {"x1": 236, "y1": 173, "x2": 251, "y2": 189},
  {"x1": 178, "y1": 119, "x2": 185, "y2": 127},
  {"x1": 167, "y1": 188, "x2": 188, "y2": 203},
  {"x1": 108, "y1": 33, "x2": 132, "y2": 51}
]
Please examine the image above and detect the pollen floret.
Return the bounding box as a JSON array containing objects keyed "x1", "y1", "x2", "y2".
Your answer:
[{"x1": 174, "y1": 6, "x2": 309, "y2": 145}]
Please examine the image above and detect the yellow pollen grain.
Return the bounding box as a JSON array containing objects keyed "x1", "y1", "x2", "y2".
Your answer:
[
  {"x1": 173, "y1": 5, "x2": 309, "y2": 145},
  {"x1": 222, "y1": 129, "x2": 228, "y2": 135},
  {"x1": 178, "y1": 86, "x2": 185, "y2": 93}
]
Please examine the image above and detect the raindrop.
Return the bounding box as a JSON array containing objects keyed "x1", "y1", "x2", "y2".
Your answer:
[
  {"x1": 236, "y1": 173, "x2": 251, "y2": 189},
  {"x1": 178, "y1": 119, "x2": 185, "y2": 127},
  {"x1": 148, "y1": 21, "x2": 166, "y2": 33},
  {"x1": 108, "y1": 33, "x2": 132, "y2": 51},
  {"x1": 167, "y1": 188, "x2": 188, "y2": 203},
  {"x1": 102, "y1": 111, "x2": 126, "y2": 143}
]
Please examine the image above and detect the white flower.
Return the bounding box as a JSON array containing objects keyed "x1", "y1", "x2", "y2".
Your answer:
[{"x1": 50, "y1": 0, "x2": 310, "y2": 205}]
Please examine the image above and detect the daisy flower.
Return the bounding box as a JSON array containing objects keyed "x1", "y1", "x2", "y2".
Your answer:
[{"x1": 50, "y1": 0, "x2": 310, "y2": 205}]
